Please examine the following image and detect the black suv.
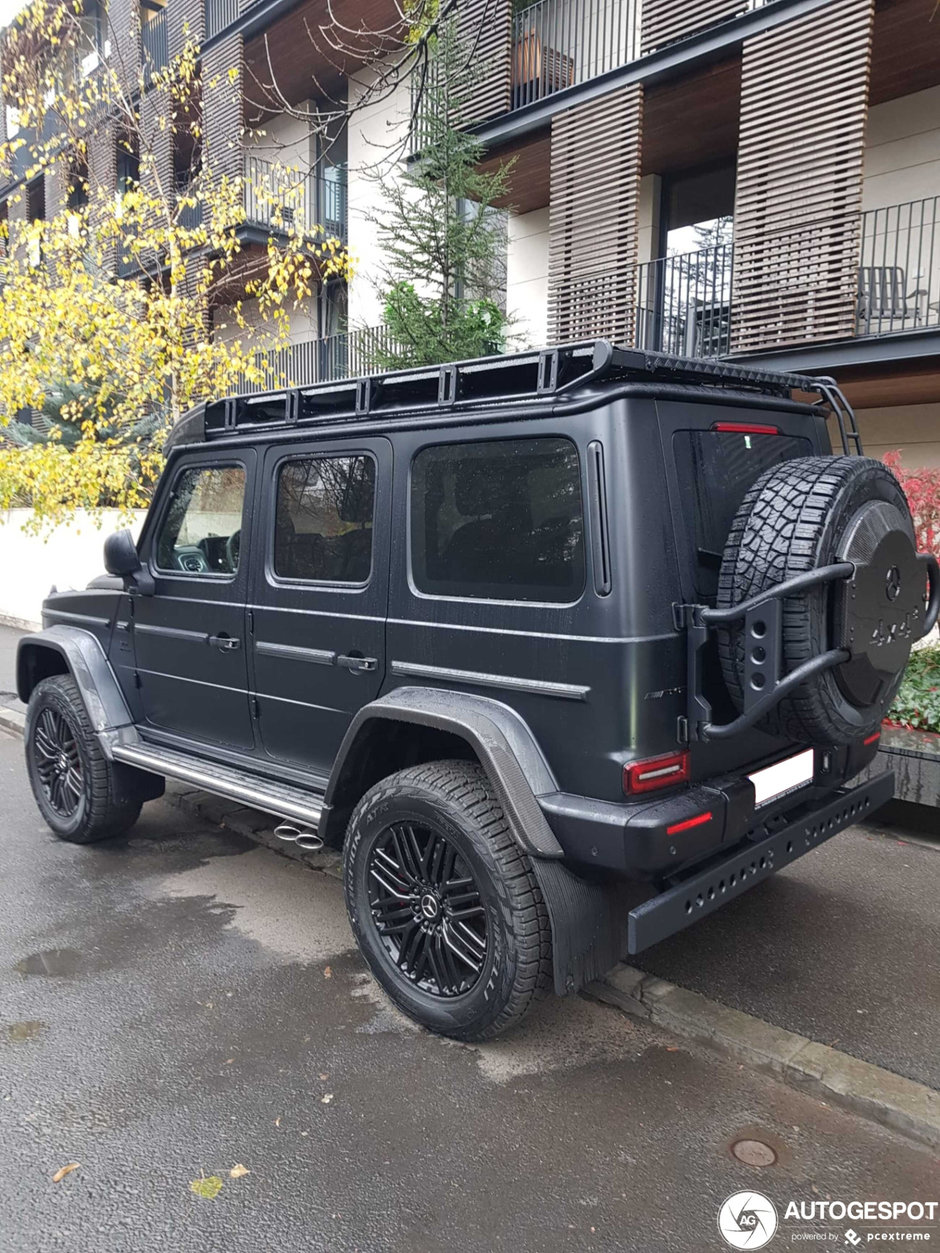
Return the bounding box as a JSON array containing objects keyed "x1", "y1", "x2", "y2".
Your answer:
[{"x1": 17, "y1": 342, "x2": 939, "y2": 1040}]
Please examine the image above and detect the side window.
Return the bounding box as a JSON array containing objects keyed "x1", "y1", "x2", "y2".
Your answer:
[
  {"x1": 411, "y1": 437, "x2": 585, "y2": 603},
  {"x1": 273, "y1": 455, "x2": 375, "y2": 583},
  {"x1": 155, "y1": 464, "x2": 246, "y2": 575}
]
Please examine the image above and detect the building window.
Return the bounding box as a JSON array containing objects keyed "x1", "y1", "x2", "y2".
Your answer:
[
  {"x1": 273, "y1": 455, "x2": 375, "y2": 584},
  {"x1": 411, "y1": 437, "x2": 585, "y2": 603}
]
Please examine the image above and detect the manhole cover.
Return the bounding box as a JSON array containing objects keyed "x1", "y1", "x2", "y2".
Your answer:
[{"x1": 731, "y1": 1138, "x2": 777, "y2": 1167}]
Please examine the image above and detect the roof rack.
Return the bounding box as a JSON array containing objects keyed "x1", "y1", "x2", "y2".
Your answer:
[{"x1": 173, "y1": 340, "x2": 862, "y2": 456}]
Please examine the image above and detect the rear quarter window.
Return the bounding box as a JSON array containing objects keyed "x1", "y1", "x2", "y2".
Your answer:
[{"x1": 674, "y1": 428, "x2": 813, "y2": 602}]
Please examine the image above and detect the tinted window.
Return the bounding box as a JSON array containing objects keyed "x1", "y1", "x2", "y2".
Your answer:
[
  {"x1": 274, "y1": 455, "x2": 375, "y2": 583},
  {"x1": 155, "y1": 464, "x2": 246, "y2": 575},
  {"x1": 411, "y1": 438, "x2": 584, "y2": 603},
  {"x1": 674, "y1": 429, "x2": 813, "y2": 600}
]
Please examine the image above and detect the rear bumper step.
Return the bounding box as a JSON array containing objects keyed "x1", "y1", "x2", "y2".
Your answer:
[
  {"x1": 627, "y1": 770, "x2": 895, "y2": 954},
  {"x1": 112, "y1": 742, "x2": 324, "y2": 828}
]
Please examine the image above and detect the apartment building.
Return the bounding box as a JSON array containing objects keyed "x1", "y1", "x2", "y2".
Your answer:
[{"x1": 2, "y1": 0, "x2": 938, "y2": 464}]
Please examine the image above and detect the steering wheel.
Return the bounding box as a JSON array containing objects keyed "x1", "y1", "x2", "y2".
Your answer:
[
  {"x1": 175, "y1": 546, "x2": 210, "y2": 573},
  {"x1": 226, "y1": 529, "x2": 241, "y2": 572}
]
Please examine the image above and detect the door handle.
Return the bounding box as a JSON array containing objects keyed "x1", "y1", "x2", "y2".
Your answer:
[
  {"x1": 337, "y1": 654, "x2": 377, "y2": 673},
  {"x1": 208, "y1": 634, "x2": 241, "y2": 651}
]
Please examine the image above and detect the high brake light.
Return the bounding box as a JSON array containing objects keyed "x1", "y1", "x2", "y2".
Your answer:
[
  {"x1": 712, "y1": 422, "x2": 781, "y2": 435},
  {"x1": 623, "y1": 751, "x2": 690, "y2": 796}
]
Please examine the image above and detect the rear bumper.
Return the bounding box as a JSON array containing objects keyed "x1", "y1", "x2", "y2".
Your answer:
[{"x1": 626, "y1": 770, "x2": 894, "y2": 954}]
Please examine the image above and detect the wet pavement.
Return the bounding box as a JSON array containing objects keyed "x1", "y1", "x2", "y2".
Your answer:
[
  {"x1": 1, "y1": 729, "x2": 937, "y2": 1252},
  {"x1": 635, "y1": 819, "x2": 940, "y2": 1090}
]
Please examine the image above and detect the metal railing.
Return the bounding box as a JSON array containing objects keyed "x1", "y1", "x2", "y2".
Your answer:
[
  {"x1": 243, "y1": 154, "x2": 347, "y2": 242},
  {"x1": 235, "y1": 326, "x2": 400, "y2": 394},
  {"x1": 205, "y1": 0, "x2": 239, "y2": 40},
  {"x1": 141, "y1": 8, "x2": 168, "y2": 74},
  {"x1": 857, "y1": 197, "x2": 940, "y2": 337},
  {"x1": 511, "y1": 0, "x2": 641, "y2": 109},
  {"x1": 635, "y1": 243, "x2": 734, "y2": 358}
]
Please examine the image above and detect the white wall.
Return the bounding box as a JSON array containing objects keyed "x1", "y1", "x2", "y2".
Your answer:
[
  {"x1": 346, "y1": 62, "x2": 413, "y2": 329},
  {"x1": 863, "y1": 86, "x2": 940, "y2": 211},
  {"x1": 245, "y1": 107, "x2": 317, "y2": 176},
  {"x1": 506, "y1": 207, "x2": 550, "y2": 350},
  {"x1": 0, "y1": 510, "x2": 147, "y2": 629},
  {"x1": 856, "y1": 404, "x2": 940, "y2": 468}
]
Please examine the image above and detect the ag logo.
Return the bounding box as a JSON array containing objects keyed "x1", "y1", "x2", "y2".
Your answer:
[{"x1": 717, "y1": 1191, "x2": 779, "y2": 1248}]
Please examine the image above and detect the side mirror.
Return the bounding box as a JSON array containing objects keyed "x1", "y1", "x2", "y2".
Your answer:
[{"x1": 104, "y1": 529, "x2": 141, "y2": 578}]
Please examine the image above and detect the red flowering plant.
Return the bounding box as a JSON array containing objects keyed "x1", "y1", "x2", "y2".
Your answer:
[{"x1": 883, "y1": 452, "x2": 940, "y2": 734}]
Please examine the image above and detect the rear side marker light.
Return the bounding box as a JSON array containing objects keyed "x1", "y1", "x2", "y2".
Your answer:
[
  {"x1": 864, "y1": 731, "x2": 881, "y2": 746},
  {"x1": 712, "y1": 422, "x2": 781, "y2": 435},
  {"x1": 624, "y1": 751, "x2": 690, "y2": 795},
  {"x1": 667, "y1": 811, "x2": 713, "y2": 836}
]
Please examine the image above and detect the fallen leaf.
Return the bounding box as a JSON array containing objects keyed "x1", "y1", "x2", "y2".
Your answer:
[
  {"x1": 229, "y1": 1164, "x2": 250, "y2": 1179},
  {"x1": 321, "y1": 1094, "x2": 334, "y2": 1104},
  {"x1": 52, "y1": 1163, "x2": 80, "y2": 1183},
  {"x1": 275, "y1": 1117, "x2": 281, "y2": 1127},
  {"x1": 665, "y1": 1046, "x2": 679, "y2": 1052},
  {"x1": 225, "y1": 1058, "x2": 234, "y2": 1065},
  {"x1": 190, "y1": 1176, "x2": 223, "y2": 1200},
  {"x1": 323, "y1": 966, "x2": 332, "y2": 979},
  {"x1": 318, "y1": 1073, "x2": 328, "y2": 1081}
]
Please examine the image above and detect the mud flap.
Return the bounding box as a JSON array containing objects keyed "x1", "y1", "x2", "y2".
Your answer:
[{"x1": 529, "y1": 857, "x2": 633, "y2": 996}]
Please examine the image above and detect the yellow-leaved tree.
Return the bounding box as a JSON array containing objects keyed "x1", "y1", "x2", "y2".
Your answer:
[{"x1": 0, "y1": 0, "x2": 349, "y2": 529}]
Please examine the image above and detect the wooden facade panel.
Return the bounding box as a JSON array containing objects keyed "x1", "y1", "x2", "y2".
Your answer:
[
  {"x1": 204, "y1": 32, "x2": 246, "y2": 187},
  {"x1": 641, "y1": 0, "x2": 745, "y2": 56},
  {"x1": 456, "y1": 0, "x2": 513, "y2": 126},
  {"x1": 731, "y1": 0, "x2": 875, "y2": 354},
  {"x1": 547, "y1": 83, "x2": 642, "y2": 345}
]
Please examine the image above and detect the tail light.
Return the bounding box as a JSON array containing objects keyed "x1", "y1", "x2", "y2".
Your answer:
[{"x1": 623, "y1": 750, "x2": 690, "y2": 796}]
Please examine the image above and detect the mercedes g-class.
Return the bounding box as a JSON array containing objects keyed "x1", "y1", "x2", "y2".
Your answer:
[{"x1": 17, "y1": 342, "x2": 939, "y2": 1039}]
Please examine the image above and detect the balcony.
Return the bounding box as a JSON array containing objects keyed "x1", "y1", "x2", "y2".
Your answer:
[
  {"x1": 510, "y1": 0, "x2": 641, "y2": 110},
  {"x1": 234, "y1": 326, "x2": 399, "y2": 393},
  {"x1": 634, "y1": 196, "x2": 940, "y2": 359},
  {"x1": 243, "y1": 154, "x2": 347, "y2": 242},
  {"x1": 141, "y1": 8, "x2": 168, "y2": 77}
]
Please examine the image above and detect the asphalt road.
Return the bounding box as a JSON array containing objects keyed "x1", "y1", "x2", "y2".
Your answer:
[{"x1": 1, "y1": 729, "x2": 937, "y2": 1252}]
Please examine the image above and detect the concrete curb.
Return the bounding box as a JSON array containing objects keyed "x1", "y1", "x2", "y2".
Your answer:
[
  {"x1": 0, "y1": 705, "x2": 26, "y2": 737},
  {"x1": 588, "y1": 965, "x2": 940, "y2": 1151}
]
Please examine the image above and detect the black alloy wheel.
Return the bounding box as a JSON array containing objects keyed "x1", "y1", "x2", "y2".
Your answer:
[
  {"x1": 31, "y1": 706, "x2": 85, "y2": 818},
  {"x1": 367, "y1": 821, "x2": 489, "y2": 998}
]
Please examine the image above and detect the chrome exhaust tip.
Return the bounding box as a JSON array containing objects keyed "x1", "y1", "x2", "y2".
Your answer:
[{"x1": 274, "y1": 821, "x2": 324, "y2": 852}]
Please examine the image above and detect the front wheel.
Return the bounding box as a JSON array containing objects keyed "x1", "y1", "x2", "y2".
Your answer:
[
  {"x1": 343, "y1": 761, "x2": 552, "y2": 1041},
  {"x1": 25, "y1": 675, "x2": 142, "y2": 843}
]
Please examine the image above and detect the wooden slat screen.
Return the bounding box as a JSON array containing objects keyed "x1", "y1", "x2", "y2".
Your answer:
[
  {"x1": 641, "y1": 0, "x2": 747, "y2": 56},
  {"x1": 456, "y1": 0, "x2": 513, "y2": 125},
  {"x1": 547, "y1": 83, "x2": 643, "y2": 345},
  {"x1": 731, "y1": 0, "x2": 875, "y2": 353}
]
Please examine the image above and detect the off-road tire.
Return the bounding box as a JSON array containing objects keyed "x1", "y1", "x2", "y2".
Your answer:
[
  {"x1": 717, "y1": 455, "x2": 914, "y2": 743},
  {"x1": 343, "y1": 760, "x2": 552, "y2": 1041},
  {"x1": 25, "y1": 675, "x2": 142, "y2": 843}
]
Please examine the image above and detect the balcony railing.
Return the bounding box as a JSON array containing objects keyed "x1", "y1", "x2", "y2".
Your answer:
[
  {"x1": 634, "y1": 197, "x2": 940, "y2": 357},
  {"x1": 511, "y1": 0, "x2": 641, "y2": 110},
  {"x1": 857, "y1": 197, "x2": 940, "y2": 338},
  {"x1": 141, "y1": 8, "x2": 168, "y2": 76},
  {"x1": 205, "y1": 0, "x2": 239, "y2": 40},
  {"x1": 635, "y1": 243, "x2": 734, "y2": 358},
  {"x1": 243, "y1": 155, "x2": 347, "y2": 242},
  {"x1": 234, "y1": 326, "x2": 400, "y2": 394}
]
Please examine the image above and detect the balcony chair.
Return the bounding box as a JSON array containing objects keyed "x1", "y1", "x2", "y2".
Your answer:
[{"x1": 857, "y1": 266, "x2": 927, "y2": 331}]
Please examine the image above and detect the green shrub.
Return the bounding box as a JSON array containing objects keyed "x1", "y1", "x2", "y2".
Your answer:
[{"x1": 886, "y1": 648, "x2": 940, "y2": 733}]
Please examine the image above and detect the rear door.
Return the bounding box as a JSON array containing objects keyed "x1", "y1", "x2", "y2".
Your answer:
[
  {"x1": 132, "y1": 450, "x2": 255, "y2": 750},
  {"x1": 249, "y1": 437, "x2": 391, "y2": 778}
]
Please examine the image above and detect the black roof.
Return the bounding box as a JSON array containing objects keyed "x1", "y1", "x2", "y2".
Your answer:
[{"x1": 167, "y1": 340, "x2": 861, "y2": 455}]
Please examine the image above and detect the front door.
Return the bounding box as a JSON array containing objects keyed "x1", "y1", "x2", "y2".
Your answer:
[
  {"x1": 132, "y1": 450, "x2": 255, "y2": 751},
  {"x1": 249, "y1": 438, "x2": 391, "y2": 778}
]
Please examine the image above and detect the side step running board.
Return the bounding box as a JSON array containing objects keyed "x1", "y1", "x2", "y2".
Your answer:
[{"x1": 112, "y1": 742, "x2": 324, "y2": 828}]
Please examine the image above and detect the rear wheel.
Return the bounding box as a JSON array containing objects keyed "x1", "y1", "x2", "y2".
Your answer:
[
  {"x1": 343, "y1": 761, "x2": 552, "y2": 1041},
  {"x1": 25, "y1": 676, "x2": 142, "y2": 843}
]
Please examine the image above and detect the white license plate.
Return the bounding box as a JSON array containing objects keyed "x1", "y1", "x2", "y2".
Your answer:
[{"x1": 748, "y1": 748, "x2": 815, "y2": 808}]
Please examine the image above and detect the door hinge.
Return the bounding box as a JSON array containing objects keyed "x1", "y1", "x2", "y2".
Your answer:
[
  {"x1": 134, "y1": 670, "x2": 142, "y2": 690},
  {"x1": 251, "y1": 697, "x2": 261, "y2": 720}
]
